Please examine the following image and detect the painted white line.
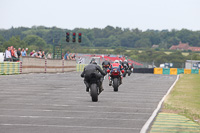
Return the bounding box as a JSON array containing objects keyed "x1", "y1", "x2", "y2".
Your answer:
[
  {"x1": 0, "y1": 123, "x2": 140, "y2": 130},
  {"x1": 0, "y1": 107, "x2": 153, "y2": 112},
  {"x1": 0, "y1": 115, "x2": 146, "y2": 121},
  {"x1": 140, "y1": 75, "x2": 180, "y2": 133},
  {"x1": 0, "y1": 108, "x2": 149, "y2": 115},
  {"x1": 0, "y1": 92, "x2": 164, "y2": 96},
  {"x1": 0, "y1": 103, "x2": 154, "y2": 109}
]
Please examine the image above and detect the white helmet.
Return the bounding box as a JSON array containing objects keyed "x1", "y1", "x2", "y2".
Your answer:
[
  {"x1": 114, "y1": 60, "x2": 119, "y2": 63},
  {"x1": 124, "y1": 60, "x2": 127, "y2": 62}
]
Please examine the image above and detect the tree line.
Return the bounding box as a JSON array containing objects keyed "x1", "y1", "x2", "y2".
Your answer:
[
  {"x1": 0, "y1": 25, "x2": 200, "y2": 68},
  {"x1": 1, "y1": 25, "x2": 200, "y2": 50}
]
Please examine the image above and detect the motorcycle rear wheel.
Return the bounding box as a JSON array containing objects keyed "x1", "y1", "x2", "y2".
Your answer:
[
  {"x1": 113, "y1": 78, "x2": 119, "y2": 92},
  {"x1": 90, "y1": 84, "x2": 98, "y2": 102},
  {"x1": 123, "y1": 70, "x2": 127, "y2": 77}
]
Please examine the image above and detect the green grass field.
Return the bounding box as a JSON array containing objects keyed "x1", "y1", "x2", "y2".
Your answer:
[{"x1": 163, "y1": 74, "x2": 200, "y2": 124}]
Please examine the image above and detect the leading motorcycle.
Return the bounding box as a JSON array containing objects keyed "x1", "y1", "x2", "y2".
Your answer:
[{"x1": 88, "y1": 73, "x2": 101, "y2": 102}]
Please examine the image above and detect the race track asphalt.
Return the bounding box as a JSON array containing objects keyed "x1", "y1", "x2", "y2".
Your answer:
[{"x1": 0, "y1": 72, "x2": 177, "y2": 133}]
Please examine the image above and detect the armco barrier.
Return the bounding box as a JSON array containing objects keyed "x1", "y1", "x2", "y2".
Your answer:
[
  {"x1": 0, "y1": 62, "x2": 20, "y2": 75},
  {"x1": 191, "y1": 69, "x2": 199, "y2": 74},
  {"x1": 133, "y1": 68, "x2": 154, "y2": 73},
  {"x1": 154, "y1": 68, "x2": 163, "y2": 74},
  {"x1": 21, "y1": 57, "x2": 76, "y2": 73},
  {"x1": 153, "y1": 68, "x2": 200, "y2": 75},
  {"x1": 184, "y1": 69, "x2": 191, "y2": 74},
  {"x1": 170, "y1": 68, "x2": 177, "y2": 75},
  {"x1": 163, "y1": 68, "x2": 170, "y2": 75},
  {"x1": 177, "y1": 68, "x2": 184, "y2": 74}
]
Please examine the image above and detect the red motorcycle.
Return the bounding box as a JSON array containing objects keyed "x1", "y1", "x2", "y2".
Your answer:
[{"x1": 107, "y1": 68, "x2": 124, "y2": 92}]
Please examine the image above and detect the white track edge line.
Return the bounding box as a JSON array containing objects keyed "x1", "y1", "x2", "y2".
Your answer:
[{"x1": 140, "y1": 75, "x2": 180, "y2": 133}]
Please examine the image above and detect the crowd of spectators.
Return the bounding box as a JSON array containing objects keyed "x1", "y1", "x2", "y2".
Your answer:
[
  {"x1": 4, "y1": 46, "x2": 51, "y2": 62},
  {"x1": 4, "y1": 46, "x2": 78, "y2": 62},
  {"x1": 63, "y1": 51, "x2": 76, "y2": 60}
]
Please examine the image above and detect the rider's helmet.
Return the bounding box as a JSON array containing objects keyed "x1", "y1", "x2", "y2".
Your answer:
[
  {"x1": 90, "y1": 59, "x2": 97, "y2": 65},
  {"x1": 114, "y1": 60, "x2": 119, "y2": 63},
  {"x1": 124, "y1": 60, "x2": 127, "y2": 62}
]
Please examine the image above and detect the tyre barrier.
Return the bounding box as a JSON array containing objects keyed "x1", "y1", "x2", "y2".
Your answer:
[
  {"x1": 0, "y1": 62, "x2": 20, "y2": 75},
  {"x1": 76, "y1": 64, "x2": 87, "y2": 72}
]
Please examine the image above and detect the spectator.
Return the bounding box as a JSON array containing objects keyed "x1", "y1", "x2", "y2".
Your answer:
[
  {"x1": 10, "y1": 46, "x2": 15, "y2": 58},
  {"x1": 31, "y1": 51, "x2": 39, "y2": 58},
  {"x1": 42, "y1": 51, "x2": 46, "y2": 58},
  {"x1": 30, "y1": 50, "x2": 35, "y2": 56},
  {"x1": 14, "y1": 48, "x2": 18, "y2": 58},
  {"x1": 5, "y1": 47, "x2": 12, "y2": 61},
  {"x1": 21, "y1": 48, "x2": 26, "y2": 56},
  {"x1": 64, "y1": 51, "x2": 70, "y2": 60},
  {"x1": 17, "y1": 48, "x2": 21, "y2": 58},
  {"x1": 68, "y1": 53, "x2": 72, "y2": 60},
  {"x1": 37, "y1": 50, "x2": 42, "y2": 58},
  {"x1": 47, "y1": 53, "x2": 52, "y2": 59},
  {"x1": 62, "y1": 53, "x2": 64, "y2": 59},
  {"x1": 71, "y1": 53, "x2": 76, "y2": 60},
  {"x1": 25, "y1": 48, "x2": 28, "y2": 56}
]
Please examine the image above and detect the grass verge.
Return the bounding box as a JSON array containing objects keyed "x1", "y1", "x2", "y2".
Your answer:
[{"x1": 163, "y1": 74, "x2": 200, "y2": 124}]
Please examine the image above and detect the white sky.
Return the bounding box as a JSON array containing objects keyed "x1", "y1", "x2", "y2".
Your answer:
[{"x1": 0, "y1": 0, "x2": 200, "y2": 31}]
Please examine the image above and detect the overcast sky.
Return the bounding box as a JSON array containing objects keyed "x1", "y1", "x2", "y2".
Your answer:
[{"x1": 0, "y1": 0, "x2": 200, "y2": 31}]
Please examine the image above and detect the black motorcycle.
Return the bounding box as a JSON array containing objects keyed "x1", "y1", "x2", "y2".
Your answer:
[
  {"x1": 88, "y1": 73, "x2": 101, "y2": 102},
  {"x1": 123, "y1": 65, "x2": 128, "y2": 77}
]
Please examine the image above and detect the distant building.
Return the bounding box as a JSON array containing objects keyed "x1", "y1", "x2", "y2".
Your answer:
[
  {"x1": 188, "y1": 47, "x2": 200, "y2": 52},
  {"x1": 185, "y1": 60, "x2": 200, "y2": 69},
  {"x1": 169, "y1": 42, "x2": 200, "y2": 51}
]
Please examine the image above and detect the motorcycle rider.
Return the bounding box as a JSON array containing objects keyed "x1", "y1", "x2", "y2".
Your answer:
[
  {"x1": 107, "y1": 60, "x2": 124, "y2": 86},
  {"x1": 128, "y1": 62, "x2": 134, "y2": 73},
  {"x1": 81, "y1": 60, "x2": 106, "y2": 93},
  {"x1": 102, "y1": 58, "x2": 110, "y2": 73},
  {"x1": 122, "y1": 60, "x2": 129, "y2": 70}
]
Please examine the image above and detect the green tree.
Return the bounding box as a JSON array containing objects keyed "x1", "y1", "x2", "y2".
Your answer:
[
  {"x1": 135, "y1": 38, "x2": 151, "y2": 48},
  {"x1": 23, "y1": 35, "x2": 47, "y2": 49},
  {"x1": 3, "y1": 36, "x2": 26, "y2": 50}
]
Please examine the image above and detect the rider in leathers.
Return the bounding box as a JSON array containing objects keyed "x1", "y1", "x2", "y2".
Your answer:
[
  {"x1": 107, "y1": 60, "x2": 124, "y2": 86},
  {"x1": 121, "y1": 60, "x2": 129, "y2": 70},
  {"x1": 102, "y1": 59, "x2": 110, "y2": 73},
  {"x1": 81, "y1": 61, "x2": 106, "y2": 93}
]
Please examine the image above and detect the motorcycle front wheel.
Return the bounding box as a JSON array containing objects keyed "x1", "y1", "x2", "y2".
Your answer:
[{"x1": 90, "y1": 83, "x2": 98, "y2": 102}]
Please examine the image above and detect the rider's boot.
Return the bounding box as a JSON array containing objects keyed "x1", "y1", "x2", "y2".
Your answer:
[
  {"x1": 108, "y1": 76, "x2": 112, "y2": 86},
  {"x1": 99, "y1": 82, "x2": 104, "y2": 94},
  {"x1": 109, "y1": 80, "x2": 112, "y2": 86},
  {"x1": 86, "y1": 87, "x2": 89, "y2": 92},
  {"x1": 84, "y1": 80, "x2": 90, "y2": 92},
  {"x1": 120, "y1": 76, "x2": 122, "y2": 85}
]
